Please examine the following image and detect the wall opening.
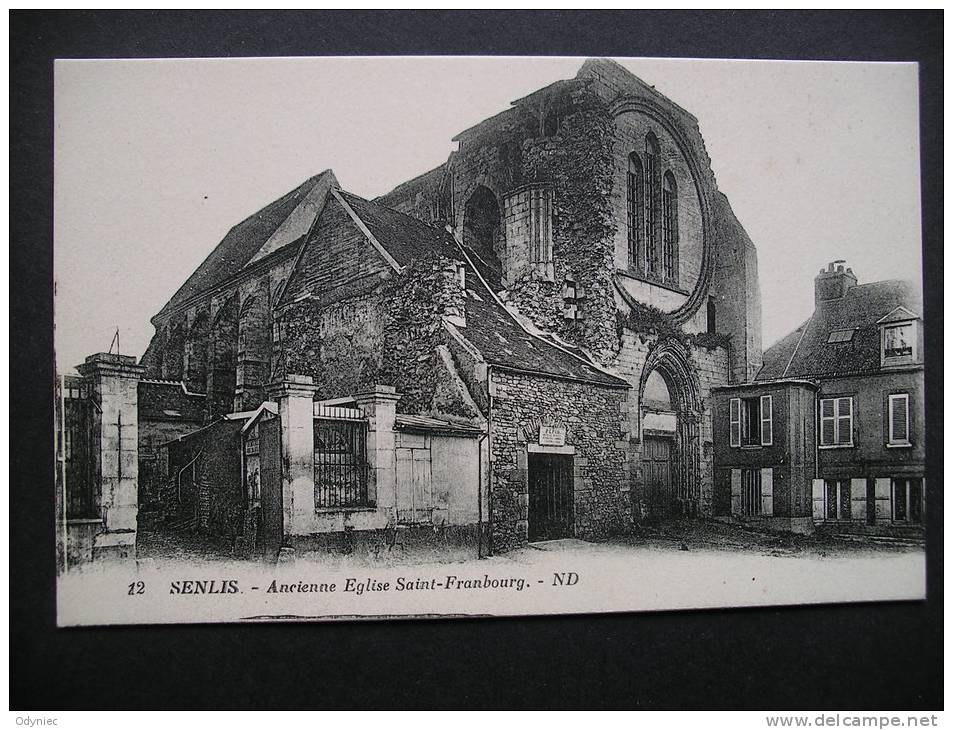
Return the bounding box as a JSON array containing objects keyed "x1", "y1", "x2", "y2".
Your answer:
[
  {"x1": 638, "y1": 341, "x2": 702, "y2": 519},
  {"x1": 463, "y1": 185, "x2": 504, "y2": 276},
  {"x1": 527, "y1": 452, "x2": 574, "y2": 542}
]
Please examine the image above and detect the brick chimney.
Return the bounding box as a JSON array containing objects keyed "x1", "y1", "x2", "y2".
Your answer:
[{"x1": 815, "y1": 260, "x2": 858, "y2": 306}]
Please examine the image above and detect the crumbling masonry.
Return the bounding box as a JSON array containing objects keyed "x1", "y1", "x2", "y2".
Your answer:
[{"x1": 138, "y1": 58, "x2": 762, "y2": 554}]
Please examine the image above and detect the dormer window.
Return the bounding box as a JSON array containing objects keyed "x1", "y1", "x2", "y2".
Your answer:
[
  {"x1": 881, "y1": 320, "x2": 917, "y2": 367},
  {"x1": 883, "y1": 323, "x2": 914, "y2": 359}
]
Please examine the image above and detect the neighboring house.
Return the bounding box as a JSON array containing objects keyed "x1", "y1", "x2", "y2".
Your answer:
[
  {"x1": 135, "y1": 58, "x2": 764, "y2": 554},
  {"x1": 714, "y1": 261, "x2": 924, "y2": 536},
  {"x1": 137, "y1": 379, "x2": 206, "y2": 507}
]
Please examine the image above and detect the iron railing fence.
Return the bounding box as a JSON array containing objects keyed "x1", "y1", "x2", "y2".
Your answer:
[{"x1": 314, "y1": 418, "x2": 369, "y2": 508}]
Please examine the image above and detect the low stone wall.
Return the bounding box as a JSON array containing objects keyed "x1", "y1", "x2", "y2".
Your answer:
[{"x1": 292, "y1": 523, "x2": 486, "y2": 564}]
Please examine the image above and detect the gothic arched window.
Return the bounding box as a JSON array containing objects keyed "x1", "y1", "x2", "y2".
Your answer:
[
  {"x1": 627, "y1": 153, "x2": 644, "y2": 268},
  {"x1": 644, "y1": 133, "x2": 662, "y2": 275},
  {"x1": 662, "y1": 171, "x2": 679, "y2": 282}
]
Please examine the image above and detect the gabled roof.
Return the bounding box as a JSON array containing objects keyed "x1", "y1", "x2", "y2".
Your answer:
[
  {"x1": 281, "y1": 189, "x2": 626, "y2": 388},
  {"x1": 757, "y1": 279, "x2": 922, "y2": 380},
  {"x1": 876, "y1": 305, "x2": 919, "y2": 324},
  {"x1": 337, "y1": 191, "x2": 460, "y2": 265},
  {"x1": 155, "y1": 170, "x2": 338, "y2": 320}
]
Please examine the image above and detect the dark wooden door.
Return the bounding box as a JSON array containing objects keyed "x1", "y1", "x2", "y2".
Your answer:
[
  {"x1": 528, "y1": 453, "x2": 574, "y2": 542},
  {"x1": 258, "y1": 418, "x2": 283, "y2": 557},
  {"x1": 643, "y1": 436, "x2": 676, "y2": 518}
]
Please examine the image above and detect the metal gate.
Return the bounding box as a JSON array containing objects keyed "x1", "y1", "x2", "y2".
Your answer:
[
  {"x1": 643, "y1": 436, "x2": 676, "y2": 518},
  {"x1": 528, "y1": 453, "x2": 574, "y2": 542}
]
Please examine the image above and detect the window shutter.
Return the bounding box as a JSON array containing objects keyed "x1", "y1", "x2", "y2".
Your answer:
[
  {"x1": 820, "y1": 399, "x2": 834, "y2": 446},
  {"x1": 730, "y1": 469, "x2": 742, "y2": 515},
  {"x1": 889, "y1": 394, "x2": 909, "y2": 444},
  {"x1": 836, "y1": 397, "x2": 852, "y2": 445},
  {"x1": 729, "y1": 398, "x2": 741, "y2": 447},
  {"x1": 760, "y1": 468, "x2": 774, "y2": 516},
  {"x1": 812, "y1": 479, "x2": 825, "y2": 520},
  {"x1": 850, "y1": 478, "x2": 867, "y2": 520},
  {"x1": 760, "y1": 395, "x2": 773, "y2": 446}
]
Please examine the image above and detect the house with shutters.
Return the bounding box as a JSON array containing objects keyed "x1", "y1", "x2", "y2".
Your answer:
[{"x1": 713, "y1": 261, "x2": 924, "y2": 536}]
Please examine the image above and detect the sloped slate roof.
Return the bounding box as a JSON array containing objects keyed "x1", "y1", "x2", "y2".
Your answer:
[
  {"x1": 284, "y1": 189, "x2": 626, "y2": 388},
  {"x1": 337, "y1": 191, "x2": 460, "y2": 265},
  {"x1": 156, "y1": 172, "x2": 335, "y2": 319},
  {"x1": 138, "y1": 380, "x2": 206, "y2": 422},
  {"x1": 395, "y1": 414, "x2": 483, "y2": 435},
  {"x1": 757, "y1": 279, "x2": 921, "y2": 380},
  {"x1": 351, "y1": 195, "x2": 625, "y2": 387},
  {"x1": 457, "y1": 260, "x2": 625, "y2": 386}
]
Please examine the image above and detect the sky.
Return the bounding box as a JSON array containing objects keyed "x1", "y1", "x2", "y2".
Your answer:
[{"x1": 54, "y1": 56, "x2": 922, "y2": 372}]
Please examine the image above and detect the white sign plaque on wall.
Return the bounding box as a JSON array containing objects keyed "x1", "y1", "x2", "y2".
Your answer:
[{"x1": 538, "y1": 425, "x2": 567, "y2": 447}]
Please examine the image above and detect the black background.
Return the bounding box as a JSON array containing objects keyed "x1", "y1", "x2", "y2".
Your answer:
[{"x1": 10, "y1": 10, "x2": 943, "y2": 710}]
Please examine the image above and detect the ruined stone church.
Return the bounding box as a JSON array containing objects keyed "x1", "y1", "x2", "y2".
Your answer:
[{"x1": 141, "y1": 58, "x2": 761, "y2": 553}]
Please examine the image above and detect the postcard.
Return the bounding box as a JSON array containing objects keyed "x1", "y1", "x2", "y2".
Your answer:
[{"x1": 53, "y1": 56, "x2": 925, "y2": 626}]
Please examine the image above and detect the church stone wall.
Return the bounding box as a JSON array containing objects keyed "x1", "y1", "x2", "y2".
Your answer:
[
  {"x1": 279, "y1": 253, "x2": 480, "y2": 422},
  {"x1": 488, "y1": 369, "x2": 630, "y2": 552}
]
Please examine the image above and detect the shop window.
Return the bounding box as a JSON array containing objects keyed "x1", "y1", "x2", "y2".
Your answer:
[
  {"x1": 891, "y1": 477, "x2": 922, "y2": 523},
  {"x1": 824, "y1": 479, "x2": 852, "y2": 520}
]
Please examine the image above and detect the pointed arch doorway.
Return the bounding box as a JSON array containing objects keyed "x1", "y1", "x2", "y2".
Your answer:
[
  {"x1": 638, "y1": 341, "x2": 703, "y2": 519},
  {"x1": 641, "y1": 370, "x2": 678, "y2": 517}
]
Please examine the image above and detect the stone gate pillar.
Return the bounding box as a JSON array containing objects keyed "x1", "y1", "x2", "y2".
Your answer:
[
  {"x1": 267, "y1": 375, "x2": 317, "y2": 539},
  {"x1": 353, "y1": 385, "x2": 400, "y2": 512},
  {"x1": 76, "y1": 353, "x2": 145, "y2": 561}
]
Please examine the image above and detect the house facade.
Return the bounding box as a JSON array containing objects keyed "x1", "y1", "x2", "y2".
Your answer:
[
  {"x1": 714, "y1": 261, "x2": 925, "y2": 536},
  {"x1": 125, "y1": 58, "x2": 764, "y2": 556}
]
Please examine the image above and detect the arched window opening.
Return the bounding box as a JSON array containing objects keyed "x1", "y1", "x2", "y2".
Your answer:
[
  {"x1": 463, "y1": 186, "x2": 503, "y2": 276},
  {"x1": 644, "y1": 133, "x2": 662, "y2": 276},
  {"x1": 627, "y1": 153, "x2": 644, "y2": 269},
  {"x1": 662, "y1": 171, "x2": 679, "y2": 282}
]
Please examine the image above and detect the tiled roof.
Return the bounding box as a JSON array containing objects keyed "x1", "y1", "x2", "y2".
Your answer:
[
  {"x1": 757, "y1": 279, "x2": 922, "y2": 380},
  {"x1": 138, "y1": 380, "x2": 206, "y2": 422},
  {"x1": 156, "y1": 172, "x2": 335, "y2": 319}
]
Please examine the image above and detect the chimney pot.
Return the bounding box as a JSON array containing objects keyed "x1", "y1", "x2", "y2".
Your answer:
[{"x1": 815, "y1": 260, "x2": 858, "y2": 306}]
